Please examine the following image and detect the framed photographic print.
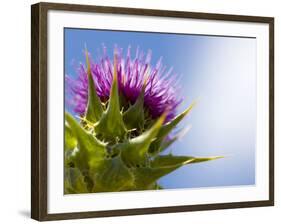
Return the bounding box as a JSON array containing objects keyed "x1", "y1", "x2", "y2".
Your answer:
[{"x1": 31, "y1": 2, "x2": 274, "y2": 221}]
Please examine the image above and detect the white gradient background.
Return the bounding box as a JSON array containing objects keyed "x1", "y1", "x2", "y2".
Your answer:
[{"x1": 65, "y1": 29, "x2": 257, "y2": 188}]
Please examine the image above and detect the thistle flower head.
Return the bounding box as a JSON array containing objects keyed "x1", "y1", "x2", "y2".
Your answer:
[
  {"x1": 64, "y1": 44, "x2": 221, "y2": 194},
  {"x1": 66, "y1": 45, "x2": 182, "y2": 122}
]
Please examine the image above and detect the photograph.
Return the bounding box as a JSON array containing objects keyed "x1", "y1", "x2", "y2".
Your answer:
[{"x1": 64, "y1": 28, "x2": 256, "y2": 194}]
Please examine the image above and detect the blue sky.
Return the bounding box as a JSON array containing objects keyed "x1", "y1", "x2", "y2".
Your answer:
[{"x1": 65, "y1": 28, "x2": 256, "y2": 189}]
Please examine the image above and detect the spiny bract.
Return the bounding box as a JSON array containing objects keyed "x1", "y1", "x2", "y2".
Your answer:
[{"x1": 64, "y1": 46, "x2": 221, "y2": 193}]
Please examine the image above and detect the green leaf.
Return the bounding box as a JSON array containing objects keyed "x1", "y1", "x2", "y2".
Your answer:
[
  {"x1": 133, "y1": 154, "x2": 222, "y2": 190},
  {"x1": 152, "y1": 154, "x2": 223, "y2": 168},
  {"x1": 151, "y1": 155, "x2": 195, "y2": 168},
  {"x1": 149, "y1": 102, "x2": 195, "y2": 154},
  {"x1": 65, "y1": 124, "x2": 77, "y2": 150},
  {"x1": 119, "y1": 112, "x2": 166, "y2": 167},
  {"x1": 64, "y1": 168, "x2": 88, "y2": 194},
  {"x1": 188, "y1": 156, "x2": 224, "y2": 164},
  {"x1": 123, "y1": 90, "x2": 145, "y2": 131},
  {"x1": 94, "y1": 53, "x2": 127, "y2": 142},
  {"x1": 133, "y1": 166, "x2": 180, "y2": 190},
  {"x1": 134, "y1": 155, "x2": 193, "y2": 190},
  {"x1": 65, "y1": 112, "x2": 106, "y2": 171},
  {"x1": 84, "y1": 48, "x2": 103, "y2": 123},
  {"x1": 123, "y1": 69, "x2": 149, "y2": 131},
  {"x1": 93, "y1": 156, "x2": 134, "y2": 192}
]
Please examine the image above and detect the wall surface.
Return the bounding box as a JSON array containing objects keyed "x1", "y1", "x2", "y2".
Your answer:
[{"x1": 0, "y1": 0, "x2": 280, "y2": 223}]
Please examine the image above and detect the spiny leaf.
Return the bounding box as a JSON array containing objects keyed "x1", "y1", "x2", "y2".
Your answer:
[
  {"x1": 94, "y1": 52, "x2": 127, "y2": 142},
  {"x1": 119, "y1": 112, "x2": 166, "y2": 167},
  {"x1": 133, "y1": 155, "x2": 194, "y2": 190},
  {"x1": 93, "y1": 156, "x2": 134, "y2": 192},
  {"x1": 152, "y1": 154, "x2": 223, "y2": 168},
  {"x1": 65, "y1": 124, "x2": 77, "y2": 150},
  {"x1": 188, "y1": 156, "x2": 224, "y2": 164},
  {"x1": 84, "y1": 48, "x2": 103, "y2": 123},
  {"x1": 151, "y1": 155, "x2": 195, "y2": 168},
  {"x1": 122, "y1": 88, "x2": 145, "y2": 131},
  {"x1": 65, "y1": 112, "x2": 106, "y2": 171},
  {"x1": 123, "y1": 68, "x2": 149, "y2": 131},
  {"x1": 149, "y1": 102, "x2": 195, "y2": 154},
  {"x1": 133, "y1": 166, "x2": 180, "y2": 190},
  {"x1": 133, "y1": 155, "x2": 222, "y2": 190},
  {"x1": 64, "y1": 168, "x2": 88, "y2": 194}
]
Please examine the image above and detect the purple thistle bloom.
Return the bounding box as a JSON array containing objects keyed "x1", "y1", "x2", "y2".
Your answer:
[{"x1": 66, "y1": 46, "x2": 182, "y2": 122}]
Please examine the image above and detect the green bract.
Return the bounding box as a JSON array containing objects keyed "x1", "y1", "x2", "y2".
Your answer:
[{"x1": 64, "y1": 50, "x2": 222, "y2": 194}]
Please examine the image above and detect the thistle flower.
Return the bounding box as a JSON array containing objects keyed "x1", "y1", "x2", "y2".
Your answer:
[
  {"x1": 66, "y1": 46, "x2": 181, "y2": 122},
  {"x1": 64, "y1": 45, "x2": 221, "y2": 194}
]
